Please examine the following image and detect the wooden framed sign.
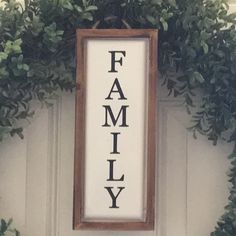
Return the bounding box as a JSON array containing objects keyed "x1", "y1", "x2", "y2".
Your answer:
[{"x1": 74, "y1": 29, "x2": 157, "y2": 230}]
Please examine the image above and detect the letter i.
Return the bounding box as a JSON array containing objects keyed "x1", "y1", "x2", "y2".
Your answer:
[{"x1": 110, "y1": 132, "x2": 120, "y2": 154}]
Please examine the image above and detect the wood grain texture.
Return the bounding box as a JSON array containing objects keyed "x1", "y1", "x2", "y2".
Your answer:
[{"x1": 74, "y1": 29, "x2": 158, "y2": 230}]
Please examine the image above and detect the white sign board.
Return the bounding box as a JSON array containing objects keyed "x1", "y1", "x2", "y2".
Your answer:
[{"x1": 74, "y1": 29, "x2": 157, "y2": 230}]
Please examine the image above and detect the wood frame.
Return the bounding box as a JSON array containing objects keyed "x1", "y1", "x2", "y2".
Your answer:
[{"x1": 74, "y1": 29, "x2": 158, "y2": 230}]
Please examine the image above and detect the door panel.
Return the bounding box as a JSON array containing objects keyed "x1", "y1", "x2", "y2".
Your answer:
[
  {"x1": 158, "y1": 103, "x2": 231, "y2": 236},
  {"x1": 0, "y1": 92, "x2": 232, "y2": 236}
]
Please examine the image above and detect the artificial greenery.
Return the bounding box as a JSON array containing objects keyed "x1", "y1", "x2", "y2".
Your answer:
[
  {"x1": 0, "y1": 0, "x2": 236, "y2": 235},
  {"x1": 0, "y1": 218, "x2": 19, "y2": 236}
]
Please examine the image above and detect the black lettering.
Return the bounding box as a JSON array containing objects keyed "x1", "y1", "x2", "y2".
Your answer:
[
  {"x1": 108, "y1": 51, "x2": 126, "y2": 73},
  {"x1": 104, "y1": 187, "x2": 125, "y2": 208},
  {"x1": 102, "y1": 105, "x2": 129, "y2": 127},
  {"x1": 105, "y1": 78, "x2": 127, "y2": 100},
  {"x1": 110, "y1": 132, "x2": 120, "y2": 154},
  {"x1": 107, "y1": 159, "x2": 124, "y2": 181}
]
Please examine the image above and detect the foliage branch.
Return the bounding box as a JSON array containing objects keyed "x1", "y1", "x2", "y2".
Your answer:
[
  {"x1": 0, "y1": 218, "x2": 19, "y2": 236},
  {"x1": 0, "y1": 0, "x2": 236, "y2": 235}
]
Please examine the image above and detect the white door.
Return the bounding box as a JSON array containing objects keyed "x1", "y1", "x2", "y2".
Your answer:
[{"x1": 0, "y1": 84, "x2": 232, "y2": 236}]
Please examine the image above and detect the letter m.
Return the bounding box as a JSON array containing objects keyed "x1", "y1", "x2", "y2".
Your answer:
[{"x1": 102, "y1": 105, "x2": 129, "y2": 127}]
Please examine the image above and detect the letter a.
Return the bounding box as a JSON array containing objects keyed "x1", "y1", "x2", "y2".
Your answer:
[{"x1": 105, "y1": 78, "x2": 127, "y2": 100}]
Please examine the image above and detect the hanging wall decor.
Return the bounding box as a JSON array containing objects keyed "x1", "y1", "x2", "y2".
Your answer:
[{"x1": 73, "y1": 29, "x2": 157, "y2": 230}]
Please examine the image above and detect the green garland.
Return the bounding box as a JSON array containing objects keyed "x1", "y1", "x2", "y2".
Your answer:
[{"x1": 0, "y1": 0, "x2": 236, "y2": 235}]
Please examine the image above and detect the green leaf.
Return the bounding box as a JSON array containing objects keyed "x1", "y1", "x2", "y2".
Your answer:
[
  {"x1": 167, "y1": 0, "x2": 176, "y2": 6},
  {"x1": 0, "y1": 67, "x2": 9, "y2": 78},
  {"x1": 74, "y1": 5, "x2": 83, "y2": 13},
  {"x1": 160, "y1": 17, "x2": 168, "y2": 31},
  {"x1": 81, "y1": 12, "x2": 93, "y2": 21},
  {"x1": 82, "y1": 0, "x2": 87, "y2": 7},
  {"x1": 4, "y1": 39, "x2": 22, "y2": 55},
  {"x1": 10, "y1": 128, "x2": 24, "y2": 139},
  {"x1": 0, "y1": 52, "x2": 8, "y2": 62},
  {"x1": 0, "y1": 219, "x2": 7, "y2": 233},
  {"x1": 185, "y1": 93, "x2": 194, "y2": 106},
  {"x1": 201, "y1": 41, "x2": 209, "y2": 54},
  {"x1": 85, "y1": 5, "x2": 98, "y2": 12},
  {"x1": 62, "y1": 1, "x2": 73, "y2": 10},
  {"x1": 7, "y1": 218, "x2": 13, "y2": 227},
  {"x1": 22, "y1": 64, "x2": 29, "y2": 71},
  {"x1": 193, "y1": 71, "x2": 205, "y2": 83},
  {"x1": 151, "y1": 0, "x2": 163, "y2": 5}
]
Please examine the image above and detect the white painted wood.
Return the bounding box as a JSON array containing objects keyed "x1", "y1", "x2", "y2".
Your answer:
[
  {"x1": 25, "y1": 100, "x2": 64, "y2": 236},
  {"x1": 0, "y1": 101, "x2": 60, "y2": 236},
  {"x1": 25, "y1": 106, "x2": 50, "y2": 236},
  {"x1": 84, "y1": 39, "x2": 148, "y2": 220},
  {"x1": 158, "y1": 104, "x2": 188, "y2": 236},
  {"x1": 0, "y1": 91, "x2": 231, "y2": 236},
  {"x1": 157, "y1": 103, "x2": 231, "y2": 236},
  {"x1": 187, "y1": 136, "x2": 231, "y2": 236},
  {"x1": 228, "y1": 3, "x2": 236, "y2": 13},
  {"x1": 0, "y1": 136, "x2": 27, "y2": 233}
]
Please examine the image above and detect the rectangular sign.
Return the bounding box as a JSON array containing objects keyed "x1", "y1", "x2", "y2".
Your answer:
[{"x1": 74, "y1": 29, "x2": 157, "y2": 230}]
